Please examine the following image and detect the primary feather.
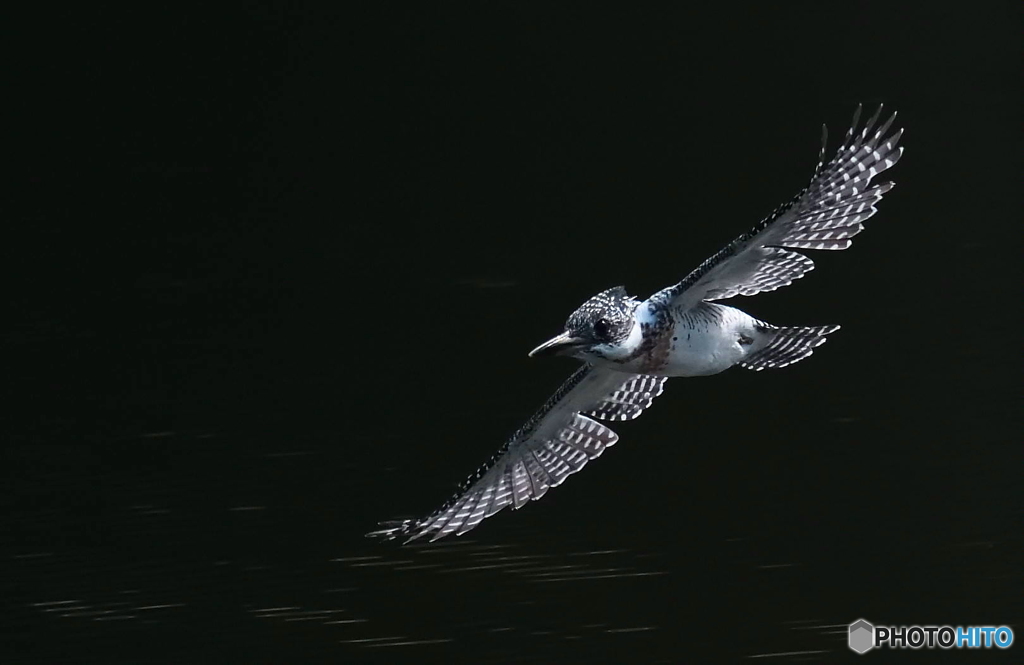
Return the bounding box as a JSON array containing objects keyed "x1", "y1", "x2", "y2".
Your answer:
[{"x1": 649, "y1": 104, "x2": 903, "y2": 314}]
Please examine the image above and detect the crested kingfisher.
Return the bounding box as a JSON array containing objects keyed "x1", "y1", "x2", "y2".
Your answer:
[{"x1": 368, "y1": 105, "x2": 904, "y2": 543}]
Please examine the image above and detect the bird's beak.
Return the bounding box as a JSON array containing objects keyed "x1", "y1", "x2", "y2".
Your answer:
[{"x1": 528, "y1": 332, "x2": 586, "y2": 358}]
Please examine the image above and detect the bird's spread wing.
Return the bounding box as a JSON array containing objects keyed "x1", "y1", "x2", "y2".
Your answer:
[
  {"x1": 366, "y1": 366, "x2": 667, "y2": 543},
  {"x1": 648, "y1": 105, "x2": 904, "y2": 315}
]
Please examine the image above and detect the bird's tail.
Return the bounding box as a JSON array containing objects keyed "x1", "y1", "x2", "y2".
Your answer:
[{"x1": 741, "y1": 324, "x2": 840, "y2": 371}]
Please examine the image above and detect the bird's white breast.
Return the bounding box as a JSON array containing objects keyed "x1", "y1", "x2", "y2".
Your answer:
[
  {"x1": 601, "y1": 302, "x2": 762, "y2": 378},
  {"x1": 660, "y1": 303, "x2": 768, "y2": 376}
]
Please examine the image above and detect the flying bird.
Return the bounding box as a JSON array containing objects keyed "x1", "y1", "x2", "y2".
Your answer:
[{"x1": 368, "y1": 105, "x2": 904, "y2": 543}]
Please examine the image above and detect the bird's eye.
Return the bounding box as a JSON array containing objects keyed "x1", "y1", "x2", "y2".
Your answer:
[{"x1": 593, "y1": 318, "x2": 611, "y2": 339}]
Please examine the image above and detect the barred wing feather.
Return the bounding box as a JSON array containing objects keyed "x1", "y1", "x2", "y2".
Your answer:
[
  {"x1": 366, "y1": 366, "x2": 666, "y2": 543},
  {"x1": 650, "y1": 105, "x2": 904, "y2": 314}
]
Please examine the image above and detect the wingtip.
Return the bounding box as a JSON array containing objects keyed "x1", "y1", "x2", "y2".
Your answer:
[{"x1": 365, "y1": 519, "x2": 415, "y2": 542}]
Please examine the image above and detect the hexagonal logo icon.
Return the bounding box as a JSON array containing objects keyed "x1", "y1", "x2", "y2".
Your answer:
[{"x1": 849, "y1": 619, "x2": 874, "y2": 654}]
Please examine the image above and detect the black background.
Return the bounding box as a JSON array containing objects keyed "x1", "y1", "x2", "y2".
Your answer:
[{"x1": 5, "y1": 3, "x2": 1021, "y2": 663}]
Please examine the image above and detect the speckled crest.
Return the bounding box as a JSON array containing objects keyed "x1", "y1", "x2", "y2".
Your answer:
[{"x1": 565, "y1": 286, "x2": 637, "y2": 343}]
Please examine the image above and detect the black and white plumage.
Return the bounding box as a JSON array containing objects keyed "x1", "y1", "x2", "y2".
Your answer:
[
  {"x1": 368, "y1": 367, "x2": 666, "y2": 543},
  {"x1": 368, "y1": 106, "x2": 903, "y2": 543},
  {"x1": 647, "y1": 104, "x2": 902, "y2": 315}
]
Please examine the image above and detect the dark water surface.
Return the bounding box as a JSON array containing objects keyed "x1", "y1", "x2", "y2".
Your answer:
[{"x1": 6, "y1": 4, "x2": 1021, "y2": 663}]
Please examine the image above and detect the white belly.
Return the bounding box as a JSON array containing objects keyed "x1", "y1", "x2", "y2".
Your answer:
[{"x1": 659, "y1": 303, "x2": 769, "y2": 377}]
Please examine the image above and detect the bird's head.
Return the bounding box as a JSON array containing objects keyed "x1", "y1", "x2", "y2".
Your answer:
[{"x1": 528, "y1": 286, "x2": 641, "y2": 362}]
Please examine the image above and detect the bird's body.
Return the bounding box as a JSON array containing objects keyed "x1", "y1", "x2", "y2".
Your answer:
[
  {"x1": 368, "y1": 106, "x2": 904, "y2": 543},
  {"x1": 599, "y1": 301, "x2": 795, "y2": 377},
  {"x1": 658, "y1": 304, "x2": 780, "y2": 376}
]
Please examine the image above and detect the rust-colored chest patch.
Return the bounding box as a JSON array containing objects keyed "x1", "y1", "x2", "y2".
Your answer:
[
  {"x1": 624, "y1": 313, "x2": 675, "y2": 374},
  {"x1": 637, "y1": 327, "x2": 673, "y2": 373}
]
